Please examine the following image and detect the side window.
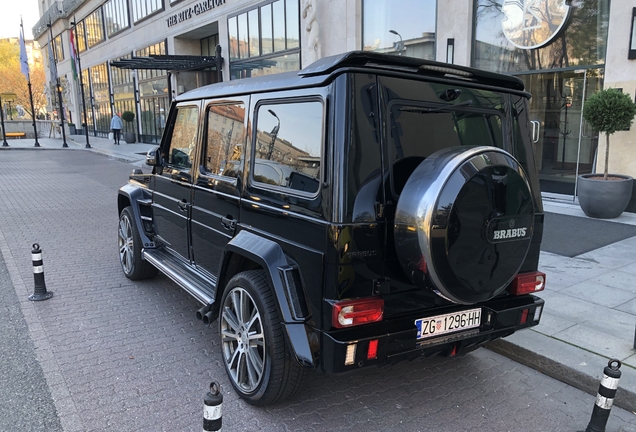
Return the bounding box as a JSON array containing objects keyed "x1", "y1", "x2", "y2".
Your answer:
[
  {"x1": 253, "y1": 100, "x2": 322, "y2": 194},
  {"x1": 204, "y1": 103, "x2": 246, "y2": 178},
  {"x1": 166, "y1": 106, "x2": 199, "y2": 169}
]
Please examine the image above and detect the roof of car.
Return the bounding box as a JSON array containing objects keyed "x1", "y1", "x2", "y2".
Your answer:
[{"x1": 176, "y1": 51, "x2": 526, "y2": 102}]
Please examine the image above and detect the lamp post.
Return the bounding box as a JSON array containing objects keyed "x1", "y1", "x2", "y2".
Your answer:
[
  {"x1": 0, "y1": 94, "x2": 8, "y2": 146},
  {"x1": 48, "y1": 23, "x2": 67, "y2": 147},
  {"x1": 389, "y1": 29, "x2": 404, "y2": 55},
  {"x1": 71, "y1": 20, "x2": 91, "y2": 148},
  {"x1": 266, "y1": 109, "x2": 280, "y2": 161}
]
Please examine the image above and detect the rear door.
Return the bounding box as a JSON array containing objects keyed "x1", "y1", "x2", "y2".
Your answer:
[
  {"x1": 152, "y1": 103, "x2": 200, "y2": 261},
  {"x1": 190, "y1": 97, "x2": 248, "y2": 276}
]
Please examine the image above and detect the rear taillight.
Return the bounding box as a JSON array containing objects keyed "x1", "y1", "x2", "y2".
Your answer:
[
  {"x1": 508, "y1": 271, "x2": 546, "y2": 295},
  {"x1": 332, "y1": 298, "x2": 384, "y2": 329}
]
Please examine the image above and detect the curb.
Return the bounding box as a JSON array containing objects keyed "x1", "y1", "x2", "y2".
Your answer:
[{"x1": 486, "y1": 330, "x2": 636, "y2": 413}]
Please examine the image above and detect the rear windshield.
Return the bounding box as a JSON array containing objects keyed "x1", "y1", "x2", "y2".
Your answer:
[{"x1": 382, "y1": 78, "x2": 511, "y2": 198}]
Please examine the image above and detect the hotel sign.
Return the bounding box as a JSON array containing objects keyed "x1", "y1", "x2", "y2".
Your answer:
[
  {"x1": 167, "y1": 0, "x2": 226, "y2": 27},
  {"x1": 501, "y1": 0, "x2": 571, "y2": 49}
]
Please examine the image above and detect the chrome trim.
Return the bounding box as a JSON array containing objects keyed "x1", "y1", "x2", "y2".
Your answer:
[{"x1": 242, "y1": 199, "x2": 330, "y2": 225}]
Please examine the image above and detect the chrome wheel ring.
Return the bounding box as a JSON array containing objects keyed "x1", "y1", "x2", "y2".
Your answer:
[
  {"x1": 118, "y1": 213, "x2": 134, "y2": 275},
  {"x1": 221, "y1": 287, "x2": 265, "y2": 393}
]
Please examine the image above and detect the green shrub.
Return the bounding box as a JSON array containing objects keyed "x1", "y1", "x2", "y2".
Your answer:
[
  {"x1": 583, "y1": 88, "x2": 636, "y2": 180},
  {"x1": 122, "y1": 111, "x2": 135, "y2": 123}
]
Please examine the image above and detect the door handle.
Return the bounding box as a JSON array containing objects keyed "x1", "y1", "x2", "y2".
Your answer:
[
  {"x1": 178, "y1": 200, "x2": 188, "y2": 212},
  {"x1": 221, "y1": 216, "x2": 236, "y2": 231},
  {"x1": 531, "y1": 120, "x2": 540, "y2": 143}
]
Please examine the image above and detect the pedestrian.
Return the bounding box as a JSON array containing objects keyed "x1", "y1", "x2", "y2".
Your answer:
[{"x1": 111, "y1": 112, "x2": 123, "y2": 145}]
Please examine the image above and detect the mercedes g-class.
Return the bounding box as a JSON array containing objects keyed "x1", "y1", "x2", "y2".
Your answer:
[{"x1": 117, "y1": 51, "x2": 546, "y2": 406}]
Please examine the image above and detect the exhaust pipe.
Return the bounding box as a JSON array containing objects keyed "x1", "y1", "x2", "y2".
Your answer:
[
  {"x1": 202, "y1": 309, "x2": 219, "y2": 325},
  {"x1": 197, "y1": 304, "x2": 212, "y2": 321}
]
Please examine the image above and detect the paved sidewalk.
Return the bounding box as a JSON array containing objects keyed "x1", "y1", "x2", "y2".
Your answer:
[
  {"x1": 0, "y1": 134, "x2": 157, "y2": 165},
  {"x1": 489, "y1": 196, "x2": 636, "y2": 412}
]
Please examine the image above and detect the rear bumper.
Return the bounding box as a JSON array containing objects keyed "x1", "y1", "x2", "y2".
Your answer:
[{"x1": 320, "y1": 294, "x2": 543, "y2": 373}]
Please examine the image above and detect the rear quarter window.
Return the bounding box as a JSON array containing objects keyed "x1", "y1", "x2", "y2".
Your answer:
[{"x1": 252, "y1": 100, "x2": 323, "y2": 195}]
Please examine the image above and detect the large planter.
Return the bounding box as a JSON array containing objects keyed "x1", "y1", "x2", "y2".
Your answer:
[
  {"x1": 123, "y1": 132, "x2": 136, "y2": 144},
  {"x1": 68, "y1": 125, "x2": 76, "y2": 135},
  {"x1": 578, "y1": 174, "x2": 634, "y2": 219}
]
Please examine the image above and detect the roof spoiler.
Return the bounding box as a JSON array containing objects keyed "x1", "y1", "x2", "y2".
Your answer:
[{"x1": 298, "y1": 51, "x2": 525, "y2": 92}]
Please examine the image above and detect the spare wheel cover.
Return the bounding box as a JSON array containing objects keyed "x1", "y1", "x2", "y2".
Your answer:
[{"x1": 394, "y1": 146, "x2": 535, "y2": 304}]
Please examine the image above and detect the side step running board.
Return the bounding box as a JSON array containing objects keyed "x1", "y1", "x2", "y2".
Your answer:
[{"x1": 143, "y1": 248, "x2": 216, "y2": 305}]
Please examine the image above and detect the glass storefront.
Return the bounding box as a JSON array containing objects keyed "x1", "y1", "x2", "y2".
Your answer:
[
  {"x1": 473, "y1": 0, "x2": 611, "y2": 196},
  {"x1": 362, "y1": 0, "x2": 436, "y2": 58},
  {"x1": 136, "y1": 42, "x2": 169, "y2": 144}
]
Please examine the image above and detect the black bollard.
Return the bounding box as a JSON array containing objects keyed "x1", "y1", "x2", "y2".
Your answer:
[
  {"x1": 586, "y1": 359, "x2": 622, "y2": 432},
  {"x1": 203, "y1": 381, "x2": 223, "y2": 431},
  {"x1": 28, "y1": 243, "x2": 53, "y2": 301}
]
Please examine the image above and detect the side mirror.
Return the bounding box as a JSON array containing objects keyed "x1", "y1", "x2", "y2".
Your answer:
[{"x1": 146, "y1": 146, "x2": 162, "y2": 166}]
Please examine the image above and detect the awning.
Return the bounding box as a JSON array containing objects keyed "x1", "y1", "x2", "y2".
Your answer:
[{"x1": 110, "y1": 54, "x2": 223, "y2": 73}]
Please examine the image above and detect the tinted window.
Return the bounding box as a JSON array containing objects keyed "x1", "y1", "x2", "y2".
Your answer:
[
  {"x1": 204, "y1": 103, "x2": 246, "y2": 177},
  {"x1": 253, "y1": 101, "x2": 322, "y2": 194},
  {"x1": 167, "y1": 106, "x2": 199, "y2": 169}
]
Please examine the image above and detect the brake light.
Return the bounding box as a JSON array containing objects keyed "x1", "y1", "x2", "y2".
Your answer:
[
  {"x1": 332, "y1": 298, "x2": 384, "y2": 328},
  {"x1": 508, "y1": 272, "x2": 546, "y2": 295}
]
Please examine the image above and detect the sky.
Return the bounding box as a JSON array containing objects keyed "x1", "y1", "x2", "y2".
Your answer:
[{"x1": 1, "y1": 0, "x2": 41, "y2": 40}]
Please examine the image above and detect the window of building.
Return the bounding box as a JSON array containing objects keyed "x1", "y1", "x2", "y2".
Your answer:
[
  {"x1": 75, "y1": 21, "x2": 87, "y2": 53},
  {"x1": 85, "y1": 9, "x2": 105, "y2": 48},
  {"x1": 132, "y1": 0, "x2": 163, "y2": 23},
  {"x1": 252, "y1": 100, "x2": 322, "y2": 194},
  {"x1": 204, "y1": 103, "x2": 246, "y2": 177},
  {"x1": 473, "y1": 0, "x2": 610, "y2": 73},
  {"x1": 228, "y1": 0, "x2": 301, "y2": 80},
  {"x1": 89, "y1": 63, "x2": 111, "y2": 136},
  {"x1": 362, "y1": 0, "x2": 436, "y2": 59},
  {"x1": 111, "y1": 54, "x2": 137, "y2": 140},
  {"x1": 103, "y1": 0, "x2": 130, "y2": 37},
  {"x1": 167, "y1": 106, "x2": 199, "y2": 169},
  {"x1": 136, "y1": 41, "x2": 169, "y2": 144},
  {"x1": 201, "y1": 34, "x2": 220, "y2": 56},
  {"x1": 53, "y1": 34, "x2": 64, "y2": 61}
]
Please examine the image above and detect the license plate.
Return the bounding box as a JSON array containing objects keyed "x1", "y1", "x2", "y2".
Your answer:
[{"x1": 415, "y1": 308, "x2": 482, "y2": 340}]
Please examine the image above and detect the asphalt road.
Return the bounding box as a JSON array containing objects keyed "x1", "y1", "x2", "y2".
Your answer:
[{"x1": 1, "y1": 150, "x2": 636, "y2": 431}]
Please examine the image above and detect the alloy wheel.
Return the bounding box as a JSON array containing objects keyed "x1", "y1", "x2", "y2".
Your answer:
[
  {"x1": 220, "y1": 287, "x2": 265, "y2": 393},
  {"x1": 118, "y1": 214, "x2": 134, "y2": 275}
]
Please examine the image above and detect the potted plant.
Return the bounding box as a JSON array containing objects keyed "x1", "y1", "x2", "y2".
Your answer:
[
  {"x1": 122, "y1": 111, "x2": 136, "y2": 143},
  {"x1": 67, "y1": 123, "x2": 76, "y2": 135},
  {"x1": 578, "y1": 88, "x2": 636, "y2": 218}
]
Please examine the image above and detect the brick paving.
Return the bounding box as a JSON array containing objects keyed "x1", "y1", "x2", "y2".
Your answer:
[{"x1": 1, "y1": 150, "x2": 636, "y2": 431}]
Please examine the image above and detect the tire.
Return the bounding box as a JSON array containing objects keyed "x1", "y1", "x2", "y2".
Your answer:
[
  {"x1": 118, "y1": 206, "x2": 158, "y2": 280},
  {"x1": 394, "y1": 146, "x2": 535, "y2": 304},
  {"x1": 219, "y1": 270, "x2": 306, "y2": 406}
]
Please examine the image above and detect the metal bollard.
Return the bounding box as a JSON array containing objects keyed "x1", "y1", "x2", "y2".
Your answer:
[
  {"x1": 203, "y1": 381, "x2": 222, "y2": 431},
  {"x1": 586, "y1": 359, "x2": 622, "y2": 432},
  {"x1": 29, "y1": 243, "x2": 53, "y2": 301}
]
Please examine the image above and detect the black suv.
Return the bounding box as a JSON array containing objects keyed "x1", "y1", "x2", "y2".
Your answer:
[{"x1": 117, "y1": 51, "x2": 546, "y2": 405}]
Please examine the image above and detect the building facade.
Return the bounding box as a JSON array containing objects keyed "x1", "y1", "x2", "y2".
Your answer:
[{"x1": 35, "y1": 0, "x2": 636, "y2": 198}]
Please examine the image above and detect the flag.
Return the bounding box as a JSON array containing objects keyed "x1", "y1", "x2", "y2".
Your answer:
[
  {"x1": 69, "y1": 27, "x2": 78, "y2": 81},
  {"x1": 19, "y1": 21, "x2": 30, "y2": 79}
]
